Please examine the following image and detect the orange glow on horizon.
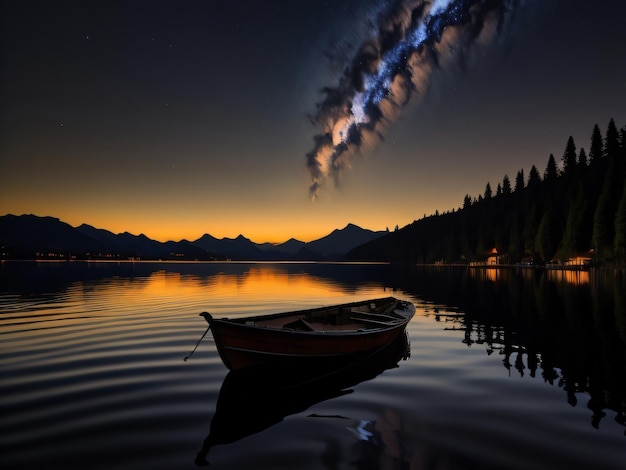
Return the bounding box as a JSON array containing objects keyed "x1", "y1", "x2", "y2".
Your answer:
[
  {"x1": 54, "y1": 216, "x2": 390, "y2": 244},
  {"x1": 130, "y1": 225, "x2": 338, "y2": 244},
  {"x1": 18, "y1": 211, "x2": 374, "y2": 244}
]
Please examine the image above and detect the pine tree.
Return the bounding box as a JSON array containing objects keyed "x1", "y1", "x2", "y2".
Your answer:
[
  {"x1": 562, "y1": 136, "x2": 577, "y2": 174},
  {"x1": 578, "y1": 148, "x2": 587, "y2": 167},
  {"x1": 589, "y1": 124, "x2": 603, "y2": 163},
  {"x1": 592, "y1": 181, "x2": 615, "y2": 262},
  {"x1": 522, "y1": 202, "x2": 540, "y2": 257},
  {"x1": 560, "y1": 183, "x2": 588, "y2": 258},
  {"x1": 502, "y1": 175, "x2": 511, "y2": 195},
  {"x1": 484, "y1": 182, "x2": 492, "y2": 199},
  {"x1": 528, "y1": 165, "x2": 541, "y2": 186},
  {"x1": 514, "y1": 170, "x2": 525, "y2": 193},
  {"x1": 544, "y1": 154, "x2": 558, "y2": 181},
  {"x1": 605, "y1": 118, "x2": 620, "y2": 160},
  {"x1": 614, "y1": 181, "x2": 626, "y2": 265},
  {"x1": 618, "y1": 126, "x2": 626, "y2": 179},
  {"x1": 590, "y1": 119, "x2": 625, "y2": 263},
  {"x1": 535, "y1": 210, "x2": 559, "y2": 262}
]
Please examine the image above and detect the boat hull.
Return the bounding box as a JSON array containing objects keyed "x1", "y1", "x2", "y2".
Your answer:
[{"x1": 203, "y1": 297, "x2": 414, "y2": 370}]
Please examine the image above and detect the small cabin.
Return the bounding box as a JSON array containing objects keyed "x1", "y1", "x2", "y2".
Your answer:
[
  {"x1": 487, "y1": 248, "x2": 499, "y2": 265},
  {"x1": 565, "y1": 256, "x2": 592, "y2": 268}
]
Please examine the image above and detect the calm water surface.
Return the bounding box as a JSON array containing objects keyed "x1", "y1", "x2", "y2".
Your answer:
[{"x1": 1, "y1": 262, "x2": 625, "y2": 469}]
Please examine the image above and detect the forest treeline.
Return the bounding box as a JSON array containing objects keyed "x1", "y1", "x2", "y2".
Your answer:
[{"x1": 347, "y1": 119, "x2": 626, "y2": 266}]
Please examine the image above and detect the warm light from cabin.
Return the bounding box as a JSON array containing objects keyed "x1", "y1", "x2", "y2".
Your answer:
[
  {"x1": 485, "y1": 268, "x2": 499, "y2": 282},
  {"x1": 545, "y1": 269, "x2": 590, "y2": 285}
]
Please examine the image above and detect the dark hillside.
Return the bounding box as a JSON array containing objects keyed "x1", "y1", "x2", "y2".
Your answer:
[
  {"x1": 0, "y1": 215, "x2": 115, "y2": 257},
  {"x1": 347, "y1": 119, "x2": 626, "y2": 267}
]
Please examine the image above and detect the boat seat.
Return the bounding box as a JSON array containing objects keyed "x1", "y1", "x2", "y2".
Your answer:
[
  {"x1": 350, "y1": 316, "x2": 401, "y2": 326},
  {"x1": 351, "y1": 310, "x2": 402, "y2": 322}
]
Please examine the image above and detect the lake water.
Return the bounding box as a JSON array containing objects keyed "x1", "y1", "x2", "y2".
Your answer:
[{"x1": 1, "y1": 261, "x2": 624, "y2": 469}]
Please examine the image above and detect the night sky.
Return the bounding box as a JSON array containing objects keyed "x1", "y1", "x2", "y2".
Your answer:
[{"x1": 1, "y1": 0, "x2": 625, "y2": 243}]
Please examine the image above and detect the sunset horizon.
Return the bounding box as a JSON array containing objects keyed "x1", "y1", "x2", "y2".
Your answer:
[
  {"x1": 1, "y1": 210, "x2": 391, "y2": 245},
  {"x1": 2, "y1": 1, "x2": 625, "y2": 251}
]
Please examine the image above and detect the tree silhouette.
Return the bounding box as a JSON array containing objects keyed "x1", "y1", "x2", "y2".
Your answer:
[
  {"x1": 562, "y1": 136, "x2": 577, "y2": 174},
  {"x1": 545, "y1": 154, "x2": 558, "y2": 181},
  {"x1": 346, "y1": 119, "x2": 626, "y2": 267},
  {"x1": 614, "y1": 181, "x2": 626, "y2": 264},
  {"x1": 484, "y1": 182, "x2": 492, "y2": 199},
  {"x1": 514, "y1": 170, "x2": 525, "y2": 193},
  {"x1": 522, "y1": 202, "x2": 541, "y2": 258},
  {"x1": 560, "y1": 183, "x2": 588, "y2": 258},
  {"x1": 604, "y1": 118, "x2": 620, "y2": 159},
  {"x1": 589, "y1": 124, "x2": 603, "y2": 163},
  {"x1": 578, "y1": 148, "x2": 588, "y2": 168},
  {"x1": 502, "y1": 175, "x2": 511, "y2": 195},
  {"x1": 528, "y1": 165, "x2": 541, "y2": 187},
  {"x1": 535, "y1": 210, "x2": 560, "y2": 262}
]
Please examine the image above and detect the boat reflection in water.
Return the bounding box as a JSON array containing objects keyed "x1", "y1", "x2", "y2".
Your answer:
[{"x1": 196, "y1": 331, "x2": 410, "y2": 466}]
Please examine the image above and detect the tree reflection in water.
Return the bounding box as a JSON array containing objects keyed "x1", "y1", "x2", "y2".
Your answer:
[{"x1": 394, "y1": 265, "x2": 626, "y2": 435}]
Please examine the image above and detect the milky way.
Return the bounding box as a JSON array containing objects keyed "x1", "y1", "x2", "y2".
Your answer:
[{"x1": 306, "y1": 0, "x2": 522, "y2": 199}]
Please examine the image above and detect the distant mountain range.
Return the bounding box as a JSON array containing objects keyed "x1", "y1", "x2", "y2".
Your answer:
[{"x1": 0, "y1": 214, "x2": 387, "y2": 261}]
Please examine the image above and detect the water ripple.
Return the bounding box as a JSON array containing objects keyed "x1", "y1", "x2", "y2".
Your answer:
[{"x1": 1, "y1": 262, "x2": 624, "y2": 470}]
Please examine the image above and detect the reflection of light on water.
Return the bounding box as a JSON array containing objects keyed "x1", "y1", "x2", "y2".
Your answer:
[
  {"x1": 3, "y1": 263, "x2": 397, "y2": 402},
  {"x1": 468, "y1": 267, "x2": 502, "y2": 282},
  {"x1": 138, "y1": 267, "x2": 386, "y2": 315},
  {"x1": 545, "y1": 269, "x2": 589, "y2": 285},
  {"x1": 467, "y1": 266, "x2": 591, "y2": 286},
  {"x1": 485, "y1": 268, "x2": 498, "y2": 282},
  {"x1": 2, "y1": 265, "x2": 391, "y2": 345},
  {"x1": 348, "y1": 420, "x2": 380, "y2": 444}
]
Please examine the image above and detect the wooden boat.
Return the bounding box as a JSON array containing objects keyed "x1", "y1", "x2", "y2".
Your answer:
[{"x1": 199, "y1": 296, "x2": 414, "y2": 371}]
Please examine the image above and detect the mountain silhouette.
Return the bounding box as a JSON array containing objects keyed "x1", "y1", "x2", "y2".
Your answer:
[
  {"x1": 0, "y1": 214, "x2": 386, "y2": 261},
  {"x1": 307, "y1": 223, "x2": 387, "y2": 257},
  {"x1": 0, "y1": 215, "x2": 117, "y2": 256},
  {"x1": 193, "y1": 234, "x2": 266, "y2": 260}
]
